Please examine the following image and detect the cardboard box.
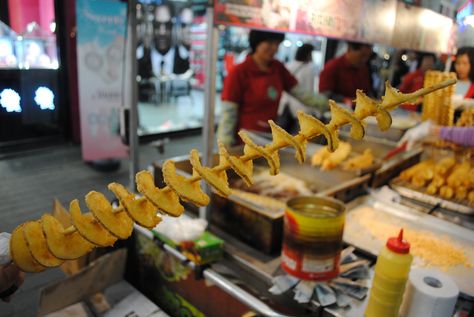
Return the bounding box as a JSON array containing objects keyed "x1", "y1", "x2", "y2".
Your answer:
[{"x1": 38, "y1": 248, "x2": 168, "y2": 317}]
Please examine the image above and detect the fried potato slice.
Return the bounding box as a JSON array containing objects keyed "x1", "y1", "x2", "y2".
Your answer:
[
  {"x1": 109, "y1": 182, "x2": 161, "y2": 228},
  {"x1": 85, "y1": 191, "x2": 133, "y2": 239},
  {"x1": 380, "y1": 81, "x2": 417, "y2": 111},
  {"x1": 163, "y1": 160, "x2": 210, "y2": 207},
  {"x1": 239, "y1": 131, "x2": 280, "y2": 175},
  {"x1": 297, "y1": 111, "x2": 336, "y2": 152},
  {"x1": 41, "y1": 214, "x2": 94, "y2": 260},
  {"x1": 269, "y1": 120, "x2": 306, "y2": 164},
  {"x1": 218, "y1": 140, "x2": 253, "y2": 187},
  {"x1": 70, "y1": 199, "x2": 117, "y2": 246},
  {"x1": 23, "y1": 220, "x2": 63, "y2": 267},
  {"x1": 136, "y1": 170, "x2": 184, "y2": 217},
  {"x1": 354, "y1": 90, "x2": 392, "y2": 131},
  {"x1": 10, "y1": 224, "x2": 46, "y2": 272},
  {"x1": 327, "y1": 100, "x2": 365, "y2": 141},
  {"x1": 189, "y1": 149, "x2": 231, "y2": 197}
]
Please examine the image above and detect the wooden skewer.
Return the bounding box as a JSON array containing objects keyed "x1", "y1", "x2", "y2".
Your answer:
[{"x1": 62, "y1": 78, "x2": 456, "y2": 235}]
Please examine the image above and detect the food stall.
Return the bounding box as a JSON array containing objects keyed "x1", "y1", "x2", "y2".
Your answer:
[
  {"x1": 2, "y1": 1, "x2": 474, "y2": 317},
  {"x1": 125, "y1": 0, "x2": 473, "y2": 316}
]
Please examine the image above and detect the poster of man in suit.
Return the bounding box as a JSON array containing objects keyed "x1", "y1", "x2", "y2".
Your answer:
[{"x1": 137, "y1": 1, "x2": 193, "y2": 101}]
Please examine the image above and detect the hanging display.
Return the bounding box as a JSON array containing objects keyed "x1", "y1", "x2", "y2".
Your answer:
[{"x1": 214, "y1": 0, "x2": 456, "y2": 53}]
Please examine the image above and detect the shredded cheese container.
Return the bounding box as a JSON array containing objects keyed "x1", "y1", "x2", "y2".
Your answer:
[
  {"x1": 365, "y1": 229, "x2": 413, "y2": 317},
  {"x1": 281, "y1": 196, "x2": 345, "y2": 281}
]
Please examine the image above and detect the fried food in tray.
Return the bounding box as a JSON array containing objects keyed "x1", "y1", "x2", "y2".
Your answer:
[
  {"x1": 231, "y1": 171, "x2": 313, "y2": 202},
  {"x1": 343, "y1": 149, "x2": 375, "y2": 171},
  {"x1": 311, "y1": 142, "x2": 352, "y2": 170},
  {"x1": 310, "y1": 141, "x2": 378, "y2": 173},
  {"x1": 8, "y1": 79, "x2": 456, "y2": 272},
  {"x1": 230, "y1": 189, "x2": 286, "y2": 212},
  {"x1": 394, "y1": 157, "x2": 474, "y2": 206}
]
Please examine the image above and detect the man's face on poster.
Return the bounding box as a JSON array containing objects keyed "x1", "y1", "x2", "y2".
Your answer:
[
  {"x1": 153, "y1": 5, "x2": 173, "y2": 55},
  {"x1": 179, "y1": 7, "x2": 193, "y2": 49}
]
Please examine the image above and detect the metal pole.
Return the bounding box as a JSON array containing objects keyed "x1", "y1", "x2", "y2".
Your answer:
[
  {"x1": 444, "y1": 54, "x2": 452, "y2": 73},
  {"x1": 200, "y1": 4, "x2": 219, "y2": 220},
  {"x1": 128, "y1": 0, "x2": 140, "y2": 191}
]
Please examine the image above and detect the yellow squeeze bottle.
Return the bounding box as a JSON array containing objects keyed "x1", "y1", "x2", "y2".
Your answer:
[{"x1": 365, "y1": 229, "x2": 413, "y2": 317}]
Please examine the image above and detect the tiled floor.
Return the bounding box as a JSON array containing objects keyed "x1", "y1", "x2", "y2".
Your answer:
[{"x1": 0, "y1": 133, "x2": 203, "y2": 316}]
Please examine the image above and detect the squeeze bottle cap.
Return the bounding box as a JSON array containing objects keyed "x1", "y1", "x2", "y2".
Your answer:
[{"x1": 386, "y1": 229, "x2": 410, "y2": 254}]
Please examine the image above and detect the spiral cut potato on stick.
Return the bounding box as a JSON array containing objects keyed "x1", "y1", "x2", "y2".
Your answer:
[{"x1": 9, "y1": 79, "x2": 456, "y2": 273}]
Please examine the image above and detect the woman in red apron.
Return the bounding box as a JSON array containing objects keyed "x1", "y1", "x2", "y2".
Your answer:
[{"x1": 218, "y1": 30, "x2": 327, "y2": 146}]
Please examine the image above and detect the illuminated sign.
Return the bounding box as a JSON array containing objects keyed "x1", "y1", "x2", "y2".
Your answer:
[
  {"x1": 457, "y1": 0, "x2": 473, "y2": 31},
  {"x1": 34, "y1": 86, "x2": 55, "y2": 110},
  {"x1": 0, "y1": 88, "x2": 21, "y2": 113}
]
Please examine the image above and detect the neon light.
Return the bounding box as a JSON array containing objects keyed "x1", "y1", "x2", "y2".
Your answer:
[
  {"x1": 0, "y1": 89, "x2": 21, "y2": 113},
  {"x1": 465, "y1": 15, "x2": 474, "y2": 27},
  {"x1": 34, "y1": 87, "x2": 55, "y2": 110},
  {"x1": 457, "y1": 0, "x2": 473, "y2": 31}
]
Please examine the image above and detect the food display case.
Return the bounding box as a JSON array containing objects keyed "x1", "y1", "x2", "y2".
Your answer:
[{"x1": 0, "y1": 21, "x2": 58, "y2": 70}]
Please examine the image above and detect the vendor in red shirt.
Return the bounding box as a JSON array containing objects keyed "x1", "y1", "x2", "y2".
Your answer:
[
  {"x1": 218, "y1": 30, "x2": 328, "y2": 146},
  {"x1": 399, "y1": 53, "x2": 436, "y2": 93},
  {"x1": 398, "y1": 53, "x2": 436, "y2": 111},
  {"x1": 318, "y1": 41, "x2": 373, "y2": 104}
]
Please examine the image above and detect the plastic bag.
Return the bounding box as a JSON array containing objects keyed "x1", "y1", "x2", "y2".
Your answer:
[
  {"x1": 153, "y1": 214, "x2": 207, "y2": 243},
  {"x1": 0, "y1": 232, "x2": 11, "y2": 265}
]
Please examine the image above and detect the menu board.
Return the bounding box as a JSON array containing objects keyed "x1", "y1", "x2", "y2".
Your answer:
[{"x1": 214, "y1": 0, "x2": 456, "y2": 53}]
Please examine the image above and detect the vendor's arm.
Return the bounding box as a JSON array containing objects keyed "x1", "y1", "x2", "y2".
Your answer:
[
  {"x1": 218, "y1": 67, "x2": 243, "y2": 146},
  {"x1": 280, "y1": 63, "x2": 328, "y2": 114},
  {"x1": 217, "y1": 101, "x2": 239, "y2": 146},
  {"x1": 436, "y1": 126, "x2": 474, "y2": 147},
  {"x1": 288, "y1": 85, "x2": 328, "y2": 114}
]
